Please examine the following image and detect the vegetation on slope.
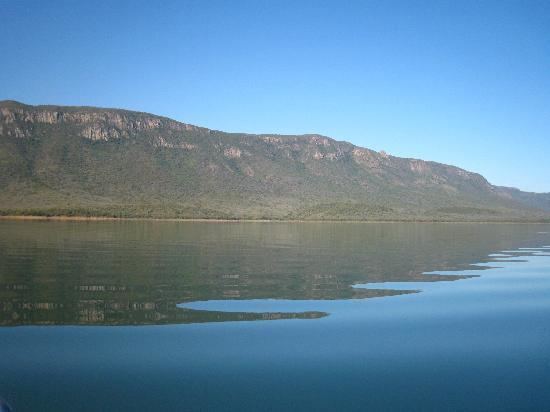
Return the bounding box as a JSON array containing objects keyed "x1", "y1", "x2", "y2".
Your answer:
[{"x1": 1, "y1": 100, "x2": 549, "y2": 221}]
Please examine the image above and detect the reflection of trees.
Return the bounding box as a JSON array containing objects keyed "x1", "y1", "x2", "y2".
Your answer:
[{"x1": 0, "y1": 221, "x2": 546, "y2": 326}]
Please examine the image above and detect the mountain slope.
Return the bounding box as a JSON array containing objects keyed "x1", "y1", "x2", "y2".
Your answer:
[{"x1": 0, "y1": 100, "x2": 548, "y2": 221}]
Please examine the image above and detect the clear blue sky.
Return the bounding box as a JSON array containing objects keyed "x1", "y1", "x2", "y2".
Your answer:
[{"x1": 1, "y1": 0, "x2": 549, "y2": 192}]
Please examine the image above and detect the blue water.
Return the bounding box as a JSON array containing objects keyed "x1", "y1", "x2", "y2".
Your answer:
[{"x1": 0, "y1": 222, "x2": 549, "y2": 411}]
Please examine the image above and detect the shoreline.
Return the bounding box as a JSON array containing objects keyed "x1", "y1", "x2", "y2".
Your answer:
[{"x1": 0, "y1": 215, "x2": 549, "y2": 224}]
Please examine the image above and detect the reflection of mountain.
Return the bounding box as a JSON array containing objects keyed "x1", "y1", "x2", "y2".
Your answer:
[
  {"x1": 1, "y1": 288, "x2": 326, "y2": 326},
  {"x1": 1, "y1": 221, "x2": 548, "y2": 326},
  {"x1": 0, "y1": 275, "x2": 409, "y2": 326}
]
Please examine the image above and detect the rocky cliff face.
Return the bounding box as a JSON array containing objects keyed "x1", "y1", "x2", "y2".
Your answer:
[
  {"x1": 0, "y1": 101, "x2": 500, "y2": 188},
  {"x1": 0, "y1": 101, "x2": 204, "y2": 141},
  {"x1": 0, "y1": 100, "x2": 548, "y2": 220}
]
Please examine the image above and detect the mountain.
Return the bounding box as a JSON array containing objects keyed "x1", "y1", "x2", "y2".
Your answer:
[{"x1": 0, "y1": 100, "x2": 549, "y2": 221}]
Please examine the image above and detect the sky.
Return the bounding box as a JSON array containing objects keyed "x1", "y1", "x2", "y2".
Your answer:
[{"x1": 1, "y1": 0, "x2": 549, "y2": 192}]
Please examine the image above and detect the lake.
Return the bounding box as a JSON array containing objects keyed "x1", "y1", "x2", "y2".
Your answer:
[{"x1": 0, "y1": 221, "x2": 549, "y2": 411}]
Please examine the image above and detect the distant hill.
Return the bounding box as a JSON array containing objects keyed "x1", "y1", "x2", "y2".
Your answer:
[{"x1": 1, "y1": 100, "x2": 549, "y2": 221}]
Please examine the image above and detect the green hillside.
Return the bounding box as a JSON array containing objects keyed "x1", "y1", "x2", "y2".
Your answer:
[{"x1": 1, "y1": 100, "x2": 549, "y2": 221}]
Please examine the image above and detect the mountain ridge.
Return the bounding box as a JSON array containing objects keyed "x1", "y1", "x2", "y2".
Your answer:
[{"x1": 1, "y1": 100, "x2": 549, "y2": 221}]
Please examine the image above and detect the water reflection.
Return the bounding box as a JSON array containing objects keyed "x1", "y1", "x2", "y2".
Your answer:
[{"x1": 0, "y1": 221, "x2": 548, "y2": 326}]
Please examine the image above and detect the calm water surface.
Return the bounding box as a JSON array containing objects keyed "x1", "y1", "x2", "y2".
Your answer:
[{"x1": 0, "y1": 221, "x2": 549, "y2": 411}]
